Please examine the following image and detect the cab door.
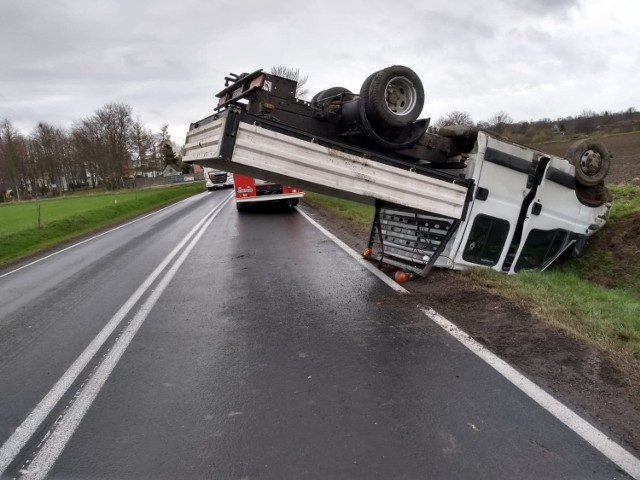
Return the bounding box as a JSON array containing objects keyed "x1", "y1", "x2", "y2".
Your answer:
[
  {"x1": 509, "y1": 156, "x2": 608, "y2": 273},
  {"x1": 451, "y1": 132, "x2": 538, "y2": 272}
]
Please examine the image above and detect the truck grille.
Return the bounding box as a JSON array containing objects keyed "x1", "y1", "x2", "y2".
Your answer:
[
  {"x1": 209, "y1": 173, "x2": 228, "y2": 184},
  {"x1": 369, "y1": 202, "x2": 459, "y2": 276}
]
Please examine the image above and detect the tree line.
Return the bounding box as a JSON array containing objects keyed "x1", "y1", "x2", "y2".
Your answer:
[
  {"x1": 3, "y1": 88, "x2": 637, "y2": 202},
  {"x1": 0, "y1": 65, "x2": 303, "y2": 202},
  {"x1": 431, "y1": 106, "x2": 640, "y2": 144},
  {"x1": 0, "y1": 103, "x2": 184, "y2": 201}
]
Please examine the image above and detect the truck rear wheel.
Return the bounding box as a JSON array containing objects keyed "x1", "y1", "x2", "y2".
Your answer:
[
  {"x1": 360, "y1": 65, "x2": 424, "y2": 128},
  {"x1": 565, "y1": 139, "x2": 611, "y2": 187}
]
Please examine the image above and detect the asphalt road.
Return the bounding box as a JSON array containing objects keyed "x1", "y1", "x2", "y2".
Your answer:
[{"x1": 0, "y1": 189, "x2": 634, "y2": 479}]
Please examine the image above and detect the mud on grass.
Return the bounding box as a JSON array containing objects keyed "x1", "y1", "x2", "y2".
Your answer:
[{"x1": 574, "y1": 212, "x2": 640, "y2": 293}]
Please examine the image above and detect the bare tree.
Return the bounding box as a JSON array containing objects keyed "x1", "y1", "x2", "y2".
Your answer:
[
  {"x1": 433, "y1": 111, "x2": 475, "y2": 131},
  {"x1": 97, "y1": 103, "x2": 134, "y2": 188},
  {"x1": 130, "y1": 118, "x2": 155, "y2": 177},
  {"x1": 29, "y1": 122, "x2": 70, "y2": 194},
  {"x1": 487, "y1": 111, "x2": 514, "y2": 134},
  {"x1": 574, "y1": 111, "x2": 599, "y2": 134},
  {"x1": 0, "y1": 119, "x2": 29, "y2": 200},
  {"x1": 59, "y1": 130, "x2": 86, "y2": 191},
  {"x1": 71, "y1": 116, "x2": 105, "y2": 188},
  {"x1": 445, "y1": 110, "x2": 474, "y2": 126},
  {"x1": 270, "y1": 65, "x2": 309, "y2": 99},
  {"x1": 1, "y1": 102, "x2": 161, "y2": 195},
  {"x1": 69, "y1": 103, "x2": 134, "y2": 189}
]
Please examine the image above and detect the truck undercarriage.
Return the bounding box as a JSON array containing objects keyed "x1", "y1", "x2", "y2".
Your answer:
[{"x1": 183, "y1": 66, "x2": 612, "y2": 276}]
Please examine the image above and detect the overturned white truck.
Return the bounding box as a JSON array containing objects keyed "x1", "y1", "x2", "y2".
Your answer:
[{"x1": 183, "y1": 66, "x2": 612, "y2": 276}]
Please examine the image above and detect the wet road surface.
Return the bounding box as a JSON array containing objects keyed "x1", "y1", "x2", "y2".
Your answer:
[{"x1": 0, "y1": 190, "x2": 634, "y2": 479}]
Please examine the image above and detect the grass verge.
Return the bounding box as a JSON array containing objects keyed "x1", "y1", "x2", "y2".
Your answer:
[
  {"x1": 465, "y1": 268, "x2": 640, "y2": 376},
  {"x1": 303, "y1": 192, "x2": 374, "y2": 230},
  {"x1": 0, "y1": 182, "x2": 205, "y2": 266}
]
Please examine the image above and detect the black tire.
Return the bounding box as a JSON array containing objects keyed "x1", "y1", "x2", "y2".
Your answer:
[
  {"x1": 360, "y1": 65, "x2": 424, "y2": 128},
  {"x1": 236, "y1": 203, "x2": 246, "y2": 212},
  {"x1": 437, "y1": 125, "x2": 478, "y2": 154},
  {"x1": 311, "y1": 87, "x2": 352, "y2": 106},
  {"x1": 565, "y1": 139, "x2": 611, "y2": 187},
  {"x1": 575, "y1": 182, "x2": 612, "y2": 208},
  {"x1": 437, "y1": 125, "x2": 478, "y2": 138}
]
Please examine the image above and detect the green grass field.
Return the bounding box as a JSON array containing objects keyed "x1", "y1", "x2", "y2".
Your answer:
[
  {"x1": 0, "y1": 182, "x2": 205, "y2": 265},
  {"x1": 467, "y1": 267, "x2": 640, "y2": 374}
]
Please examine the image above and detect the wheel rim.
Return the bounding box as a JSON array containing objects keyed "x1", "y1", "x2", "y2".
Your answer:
[
  {"x1": 384, "y1": 76, "x2": 417, "y2": 117},
  {"x1": 579, "y1": 149, "x2": 603, "y2": 176}
]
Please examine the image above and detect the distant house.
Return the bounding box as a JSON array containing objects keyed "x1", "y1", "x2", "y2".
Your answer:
[{"x1": 162, "y1": 163, "x2": 182, "y2": 177}]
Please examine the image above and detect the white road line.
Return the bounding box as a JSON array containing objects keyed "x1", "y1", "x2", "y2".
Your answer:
[
  {"x1": 422, "y1": 307, "x2": 640, "y2": 480},
  {"x1": 19, "y1": 192, "x2": 230, "y2": 480},
  {"x1": 0, "y1": 192, "x2": 232, "y2": 478},
  {"x1": 296, "y1": 207, "x2": 409, "y2": 294},
  {"x1": 299, "y1": 205, "x2": 640, "y2": 479},
  {"x1": 0, "y1": 193, "x2": 206, "y2": 280}
]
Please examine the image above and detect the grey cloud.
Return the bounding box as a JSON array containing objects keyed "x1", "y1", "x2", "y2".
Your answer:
[
  {"x1": 502, "y1": 0, "x2": 579, "y2": 16},
  {"x1": 0, "y1": 0, "x2": 637, "y2": 142}
]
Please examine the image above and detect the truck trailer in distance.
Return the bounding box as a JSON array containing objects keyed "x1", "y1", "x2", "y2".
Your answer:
[{"x1": 234, "y1": 175, "x2": 303, "y2": 212}]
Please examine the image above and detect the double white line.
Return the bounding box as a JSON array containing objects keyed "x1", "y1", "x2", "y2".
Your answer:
[{"x1": 0, "y1": 192, "x2": 233, "y2": 479}]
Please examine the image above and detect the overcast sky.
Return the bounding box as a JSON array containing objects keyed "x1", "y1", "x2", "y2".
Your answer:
[{"x1": 1, "y1": 0, "x2": 638, "y2": 145}]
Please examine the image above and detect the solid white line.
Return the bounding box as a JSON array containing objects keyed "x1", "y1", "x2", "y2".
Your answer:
[
  {"x1": 20, "y1": 192, "x2": 230, "y2": 480},
  {"x1": 295, "y1": 207, "x2": 409, "y2": 294},
  {"x1": 421, "y1": 306, "x2": 640, "y2": 480},
  {"x1": 0, "y1": 193, "x2": 206, "y2": 280},
  {"x1": 0, "y1": 192, "x2": 232, "y2": 477}
]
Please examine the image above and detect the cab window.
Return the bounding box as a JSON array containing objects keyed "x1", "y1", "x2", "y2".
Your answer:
[
  {"x1": 463, "y1": 215, "x2": 510, "y2": 266},
  {"x1": 515, "y1": 229, "x2": 569, "y2": 271}
]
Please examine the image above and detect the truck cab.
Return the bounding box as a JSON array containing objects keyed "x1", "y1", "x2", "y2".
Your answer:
[
  {"x1": 431, "y1": 132, "x2": 610, "y2": 274},
  {"x1": 204, "y1": 167, "x2": 233, "y2": 191}
]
